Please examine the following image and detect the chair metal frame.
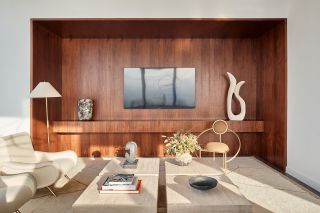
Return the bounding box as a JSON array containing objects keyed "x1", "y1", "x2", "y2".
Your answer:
[{"x1": 197, "y1": 120, "x2": 241, "y2": 169}]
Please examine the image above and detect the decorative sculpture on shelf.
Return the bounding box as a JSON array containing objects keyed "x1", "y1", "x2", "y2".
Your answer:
[
  {"x1": 125, "y1": 141, "x2": 137, "y2": 163},
  {"x1": 78, "y1": 99, "x2": 93, "y2": 121},
  {"x1": 226, "y1": 72, "x2": 246, "y2": 121},
  {"x1": 122, "y1": 141, "x2": 138, "y2": 169}
]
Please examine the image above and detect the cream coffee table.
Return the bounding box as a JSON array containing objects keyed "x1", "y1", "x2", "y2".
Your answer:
[
  {"x1": 99, "y1": 157, "x2": 160, "y2": 176},
  {"x1": 165, "y1": 158, "x2": 252, "y2": 213},
  {"x1": 72, "y1": 158, "x2": 159, "y2": 213}
]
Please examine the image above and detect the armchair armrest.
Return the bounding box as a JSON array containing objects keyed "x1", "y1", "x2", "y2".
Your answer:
[
  {"x1": 1, "y1": 161, "x2": 58, "y2": 172},
  {"x1": 0, "y1": 161, "x2": 60, "y2": 189},
  {"x1": 34, "y1": 150, "x2": 77, "y2": 166}
]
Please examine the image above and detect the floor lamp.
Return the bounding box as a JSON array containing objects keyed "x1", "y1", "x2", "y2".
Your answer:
[{"x1": 30, "y1": 82, "x2": 62, "y2": 145}]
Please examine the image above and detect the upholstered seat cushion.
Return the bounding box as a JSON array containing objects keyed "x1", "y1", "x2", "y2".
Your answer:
[
  {"x1": 51, "y1": 158, "x2": 76, "y2": 188},
  {"x1": 53, "y1": 158, "x2": 75, "y2": 175},
  {"x1": 0, "y1": 133, "x2": 78, "y2": 190},
  {"x1": 0, "y1": 161, "x2": 59, "y2": 189},
  {"x1": 204, "y1": 142, "x2": 230, "y2": 153},
  {"x1": 0, "y1": 133, "x2": 38, "y2": 165},
  {"x1": 34, "y1": 150, "x2": 77, "y2": 167},
  {"x1": 0, "y1": 173, "x2": 36, "y2": 213},
  {"x1": 34, "y1": 150, "x2": 77, "y2": 188}
]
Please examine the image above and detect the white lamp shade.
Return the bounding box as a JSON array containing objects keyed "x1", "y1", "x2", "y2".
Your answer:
[{"x1": 30, "y1": 82, "x2": 62, "y2": 98}]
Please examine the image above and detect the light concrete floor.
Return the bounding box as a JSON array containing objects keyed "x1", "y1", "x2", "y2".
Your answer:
[{"x1": 20, "y1": 157, "x2": 320, "y2": 213}]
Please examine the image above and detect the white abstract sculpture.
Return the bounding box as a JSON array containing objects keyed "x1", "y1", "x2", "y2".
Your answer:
[
  {"x1": 125, "y1": 141, "x2": 137, "y2": 163},
  {"x1": 227, "y1": 72, "x2": 246, "y2": 121}
]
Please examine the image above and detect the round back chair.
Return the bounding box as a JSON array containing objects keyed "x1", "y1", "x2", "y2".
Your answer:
[
  {"x1": 212, "y1": 120, "x2": 228, "y2": 142},
  {"x1": 197, "y1": 120, "x2": 241, "y2": 170}
]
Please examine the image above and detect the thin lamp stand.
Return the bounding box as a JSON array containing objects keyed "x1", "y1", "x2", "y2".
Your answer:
[
  {"x1": 45, "y1": 97, "x2": 50, "y2": 145},
  {"x1": 30, "y1": 82, "x2": 61, "y2": 146}
]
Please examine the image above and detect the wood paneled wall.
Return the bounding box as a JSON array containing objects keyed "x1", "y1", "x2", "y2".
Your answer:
[
  {"x1": 61, "y1": 38, "x2": 258, "y2": 120},
  {"x1": 258, "y1": 22, "x2": 287, "y2": 170},
  {"x1": 57, "y1": 38, "x2": 260, "y2": 157},
  {"x1": 31, "y1": 19, "x2": 287, "y2": 170},
  {"x1": 31, "y1": 23, "x2": 62, "y2": 151}
]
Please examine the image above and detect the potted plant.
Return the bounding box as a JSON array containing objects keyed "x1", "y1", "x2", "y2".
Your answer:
[{"x1": 163, "y1": 130, "x2": 200, "y2": 166}]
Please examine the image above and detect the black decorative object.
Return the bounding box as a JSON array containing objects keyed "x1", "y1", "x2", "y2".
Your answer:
[
  {"x1": 78, "y1": 99, "x2": 93, "y2": 121},
  {"x1": 189, "y1": 176, "x2": 218, "y2": 190}
]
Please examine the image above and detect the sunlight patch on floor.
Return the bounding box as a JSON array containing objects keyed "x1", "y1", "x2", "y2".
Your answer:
[{"x1": 20, "y1": 157, "x2": 320, "y2": 213}]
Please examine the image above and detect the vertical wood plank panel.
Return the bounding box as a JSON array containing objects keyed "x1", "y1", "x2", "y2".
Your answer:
[
  {"x1": 31, "y1": 24, "x2": 62, "y2": 151},
  {"x1": 258, "y1": 22, "x2": 287, "y2": 170},
  {"x1": 31, "y1": 20, "x2": 287, "y2": 170}
]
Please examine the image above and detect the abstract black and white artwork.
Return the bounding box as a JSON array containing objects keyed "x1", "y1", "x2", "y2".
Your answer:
[{"x1": 124, "y1": 68, "x2": 195, "y2": 109}]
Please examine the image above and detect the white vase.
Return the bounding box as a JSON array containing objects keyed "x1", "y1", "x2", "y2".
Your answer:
[
  {"x1": 227, "y1": 72, "x2": 246, "y2": 121},
  {"x1": 175, "y1": 153, "x2": 192, "y2": 166}
]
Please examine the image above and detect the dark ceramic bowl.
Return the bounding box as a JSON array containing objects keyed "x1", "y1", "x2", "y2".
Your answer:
[{"x1": 189, "y1": 176, "x2": 218, "y2": 190}]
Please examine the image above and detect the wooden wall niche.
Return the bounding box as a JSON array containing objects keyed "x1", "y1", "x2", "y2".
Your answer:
[
  {"x1": 258, "y1": 22, "x2": 287, "y2": 170},
  {"x1": 31, "y1": 19, "x2": 287, "y2": 170},
  {"x1": 31, "y1": 23, "x2": 62, "y2": 152}
]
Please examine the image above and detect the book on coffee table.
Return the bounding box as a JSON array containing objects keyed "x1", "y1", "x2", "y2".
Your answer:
[
  {"x1": 99, "y1": 180, "x2": 142, "y2": 194},
  {"x1": 121, "y1": 159, "x2": 139, "y2": 169},
  {"x1": 102, "y1": 177, "x2": 138, "y2": 190},
  {"x1": 104, "y1": 173, "x2": 134, "y2": 185}
]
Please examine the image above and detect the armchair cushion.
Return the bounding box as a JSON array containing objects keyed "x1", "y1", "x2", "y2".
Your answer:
[
  {"x1": 34, "y1": 150, "x2": 77, "y2": 166},
  {"x1": 1, "y1": 161, "x2": 57, "y2": 171},
  {"x1": 34, "y1": 150, "x2": 78, "y2": 188},
  {"x1": 0, "y1": 133, "x2": 37, "y2": 165},
  {"x1": 0, "y1": 161, "x2": 59, "y2": 189},
  {"x1": 0, "y1": 132, "x2": 78, "y2": 189},
  {"x1": 0, "y1": 173, "x2": 36, "y2": 213},
  {"x1": 204, "y1": 142, "x2": 230, "y2": 153}
]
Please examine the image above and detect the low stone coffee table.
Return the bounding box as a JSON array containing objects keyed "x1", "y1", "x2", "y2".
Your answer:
[
  {"x1": 166, "y1": 175, "x2": 252, "y2": 213},
  {"x1": 73, "y1": 158, "x2": 160, "y2": 213},
  {"x1": 165, "y1": 158, "x2": 252, "y2": 213},
  {"x1": 165, "y1": 157, "x2": 224, "y2": 175},
  {"x1": 72, "y1": 173, "x2": 159, "y2": 213},
  {"x1": 99, "y1": 157, "x2": 160, "y2": 176}
]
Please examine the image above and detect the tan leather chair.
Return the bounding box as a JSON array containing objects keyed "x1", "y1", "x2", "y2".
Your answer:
[{"x1": 198, "y1": 120, "x2": 241, "y2": 170}]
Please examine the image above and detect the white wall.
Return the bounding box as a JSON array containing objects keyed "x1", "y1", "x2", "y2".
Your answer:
[{"x1": 287, "y1": 0, "x2": 320, "y2": 192}]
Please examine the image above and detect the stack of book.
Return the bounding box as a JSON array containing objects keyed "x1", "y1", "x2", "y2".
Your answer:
[{"x1": 99, "y1": 173, "x2": 142, "y2": 194}]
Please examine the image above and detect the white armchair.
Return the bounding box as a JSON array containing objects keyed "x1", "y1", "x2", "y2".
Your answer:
[
  {"x1": 0, "y1": 132, "x2": 77, "y2": 196},
  {"x1": 0, "y1": 173, "x2": 36, "y2": 213}
]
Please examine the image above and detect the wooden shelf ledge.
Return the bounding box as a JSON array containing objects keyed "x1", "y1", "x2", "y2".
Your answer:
[{"x1": 52, "y1": 120, "x2": 264, "y2": 134}]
